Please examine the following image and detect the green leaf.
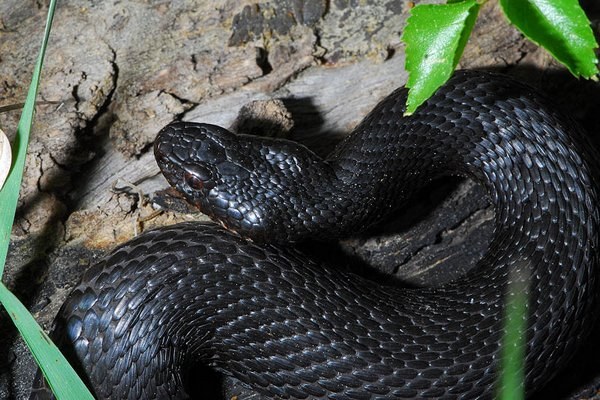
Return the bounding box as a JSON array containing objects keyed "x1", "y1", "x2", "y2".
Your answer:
[
  {"x1": 401, "y1": 0, "x2": 481, "y2": 115},
  {"x1": 0, "y1": 283, "x2": 94, "y2": 399},
  {"x1": 0, "y1": 0, "x2": 95, "y2": 398},
  {"x1": 500, "y1": 0, "x2": 599, "y2": 78}
]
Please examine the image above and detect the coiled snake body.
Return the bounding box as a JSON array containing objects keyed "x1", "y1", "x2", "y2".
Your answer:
[{"x1": 31, "y1": 71, "x2": 600, "y2": 399}]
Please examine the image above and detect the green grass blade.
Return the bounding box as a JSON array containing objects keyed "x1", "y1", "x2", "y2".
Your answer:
[
  {"x1": 0, "y1": 0, "x2": 57, "y2": 276},
  {"x1": 0, "y1": 283, "x2": 94, "y2": 399},
  {"x1": 497, "y1": 271, "x2": 528, "y2": 400},
  {"x1": 0, "y1": 0, "x2": 95, "y2": 398}
]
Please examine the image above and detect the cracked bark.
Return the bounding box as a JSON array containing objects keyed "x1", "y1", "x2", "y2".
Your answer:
[{"x1": 0, "y1": 1, "x2": 599, "y2": 399}]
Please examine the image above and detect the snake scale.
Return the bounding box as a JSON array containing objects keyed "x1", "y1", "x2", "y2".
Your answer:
[{"x1": 30, "y1": 71, "x2": 600, "y2": 399}]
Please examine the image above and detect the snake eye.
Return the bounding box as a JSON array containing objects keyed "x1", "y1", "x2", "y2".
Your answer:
[{"x1": 182, "y1": 163, "x2": 215, "y2": 190}]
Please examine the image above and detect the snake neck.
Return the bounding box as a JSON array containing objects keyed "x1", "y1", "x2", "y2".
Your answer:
[{"x1": 284, "y1": 72, "x2": 599, "y2": 250}]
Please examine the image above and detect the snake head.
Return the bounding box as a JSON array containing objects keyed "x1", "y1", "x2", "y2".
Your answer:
[
  {"x1": 155, "y1": 122, "x2": 228, "y2": 195},
  {"x1": 155, "y1": 121, "x2": 338, "y2": 242},
  {"x1": 154, "y1": 121, "x2": 253, "y2": 211},
  {"x1": 153, "y1": 122, "x2": 284, "y2": 241}
]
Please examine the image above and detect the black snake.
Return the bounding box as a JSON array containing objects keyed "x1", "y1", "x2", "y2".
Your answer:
[{"x1": 30, "y1": 71, "x2": 600, "y2": 399}]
